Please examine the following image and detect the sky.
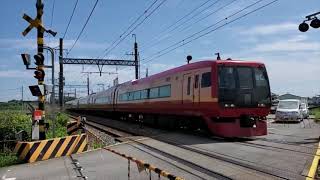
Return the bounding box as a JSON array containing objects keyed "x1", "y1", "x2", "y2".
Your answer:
[{"x1": 0, "y1": 0, "x2": 319, "y2": 102}]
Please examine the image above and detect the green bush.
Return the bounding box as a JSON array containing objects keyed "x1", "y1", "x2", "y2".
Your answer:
[
  {"x1": 0, "y1": 111, "x2": 31, "y2": 141},
  {"x1": 56, "y1": 113, "x2": 69, "y2": 127},
  {"x1": 0, "y1": 153, "x2": 23, "y2": 167}
]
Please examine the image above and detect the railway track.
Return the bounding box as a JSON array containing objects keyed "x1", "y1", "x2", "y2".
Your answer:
[{"x1": 68, "y1": 113, "x2": 309, "y2": 179}]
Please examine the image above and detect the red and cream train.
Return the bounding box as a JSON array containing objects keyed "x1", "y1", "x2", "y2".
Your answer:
[{"x1": 67, "y1": 59, "x2": 271, "y2": 137}]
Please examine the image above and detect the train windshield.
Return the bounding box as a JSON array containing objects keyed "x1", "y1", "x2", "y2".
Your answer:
[{"x1": 218, "y1": 66, "x2": 271, "y2": 107}]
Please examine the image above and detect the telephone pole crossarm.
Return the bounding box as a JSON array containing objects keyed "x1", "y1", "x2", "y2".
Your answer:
[{"x1": 62, "y1": 58, "x2": 136, "y2": 66}]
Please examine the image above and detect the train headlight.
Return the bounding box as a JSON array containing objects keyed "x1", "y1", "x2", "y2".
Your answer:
[
  {"x1": 224, "y1": 104, "x2": 230, "y2": 107},
  {"x1": 230, "y1": 104, "x2": 235, "y2": 107},
  {"x1": 258, "y1": 103, "x2": 266, "y2": 107}
]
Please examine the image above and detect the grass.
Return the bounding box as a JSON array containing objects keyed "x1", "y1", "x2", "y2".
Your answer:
[
  {"x1": 310, "y1": 107, "x2": 320, "y2": 122},
  {"x1": 0, "y1": 153, "x2": 23, "y2": 168}
]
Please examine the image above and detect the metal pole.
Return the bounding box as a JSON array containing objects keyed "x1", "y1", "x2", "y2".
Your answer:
[
  {"x1": 59, "y1": 38, "x2": 64, "y2": 108},
  {"x1": 87, "y1": 74, "x2": 90, "y2": 95},
  {"x1": 21, "y1": 86, "x2": 24, "y2": 112},
  {"x1": 133, "y1": 34, "x2": 139, "y2": 79},
  {"x1": 43, "y1": 46, "x2": 55, "y2": 105},
  {"x1": 36, "y1": 0, "x2": 46, "y2": 140}
]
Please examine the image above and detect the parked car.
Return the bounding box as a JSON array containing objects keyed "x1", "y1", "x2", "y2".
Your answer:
[
  {"x1": 300, "y1": 103, "x2": 309, "y2": 119},
  {"x1": 275, "y1": 99, "x2": 302, "y2": 122}
]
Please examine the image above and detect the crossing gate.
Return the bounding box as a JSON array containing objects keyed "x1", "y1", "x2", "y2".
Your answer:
[
  {"x1": 14, "y1": 134, "x2": 87, "y2": 163},
  {"x1": 67, "y1": 116, "x2": 85, "y2": 135}
]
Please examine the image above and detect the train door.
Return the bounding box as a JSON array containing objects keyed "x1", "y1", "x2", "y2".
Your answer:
[
  {"x1": 182, "y1": 73, "x2": 193, "y2": 104},
  {"x1": 193, "y1": 73, "x2": 200, "y2": 104}
]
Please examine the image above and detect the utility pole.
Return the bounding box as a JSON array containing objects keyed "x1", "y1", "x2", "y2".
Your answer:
[
  {"x1": 133, "y1": 34, "x2": 139, "y2": 79},
  {"x1": 87, "y1": 74, "x2": 90, "y2": 95},
  {"x1": 59, "y1": 38, "x2": 64, "y2": 107},
  {"x1": 21, "y1": 86, "x2": 24, "y2": 112}
]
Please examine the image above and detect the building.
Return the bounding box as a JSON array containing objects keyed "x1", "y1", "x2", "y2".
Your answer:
[{"x1": 278, "y1": 93, "x2": 308, "y2": 104}]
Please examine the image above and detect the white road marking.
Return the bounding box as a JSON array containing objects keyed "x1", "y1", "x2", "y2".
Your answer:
[{"x1": 1, "y1": 175, "x2": 16, "y2": 180}]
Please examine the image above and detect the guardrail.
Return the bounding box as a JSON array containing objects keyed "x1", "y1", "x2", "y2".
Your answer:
[{"x1": 104, "y1": 147, "x2": 184, "y2": 180}]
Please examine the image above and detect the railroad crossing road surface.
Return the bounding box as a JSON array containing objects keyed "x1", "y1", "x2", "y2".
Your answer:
[{"x1": 0, "y1": 118, "x2": 319, "y2": 180}]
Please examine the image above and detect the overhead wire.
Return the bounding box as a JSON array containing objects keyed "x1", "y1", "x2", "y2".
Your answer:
[
  {"x1": 97, "y1": 0, "x2": 159, "y2": 59},
  {"x1": 141, "y1": 0, "x2": 218, "y2": 50},
  {"x1": 63, "y1": 0, "x2": 79, "y2": 39},
  {"x1": 67, "y1": 0, "x2": 99, "y2": 56},
  {"x1": 142, "y1": 0, "x2": 238, "y2": 53},
  {"x1": 101, "y1": 0, "x2": 168, "y2": 59},
  {"x1": 143, "y1": 0, "x2": 279, "y2": 64}
]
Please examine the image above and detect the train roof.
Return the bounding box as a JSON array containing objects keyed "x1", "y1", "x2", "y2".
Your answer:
[{"x1": 133, "y1": 59, "x2": 264, "y2": 85}]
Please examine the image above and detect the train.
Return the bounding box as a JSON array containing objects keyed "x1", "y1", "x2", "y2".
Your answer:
[{"x1": 66, "y1": 59, "x2": 271, "y2": 137}]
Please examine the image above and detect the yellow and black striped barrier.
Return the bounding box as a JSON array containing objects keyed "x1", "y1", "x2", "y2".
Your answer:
[
  {"x1": 104, "y1": 147, "x2": 184, "y2": 180},
  {"x1": 14, "y1": 134, "x2": 87, "y2": 163}
]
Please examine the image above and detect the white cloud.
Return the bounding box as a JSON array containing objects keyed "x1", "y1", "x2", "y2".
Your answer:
[
  {"x1": 253, "y1": 38, "x2": 320, "y2": 52},
  {"x1": 240, "y1": 22, "x2": 297, "y2": 35}
]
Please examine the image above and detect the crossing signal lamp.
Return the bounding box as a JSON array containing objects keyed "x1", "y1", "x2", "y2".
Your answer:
[
  {"x1": 34, "y1": 53, "x2": 44, "y2": 65},
  {"x1": 299, "y1": 12, "x2": 320, "y2": 32},
  {"x1": 298, "y1": 22, "x2": 309, "y2": 32},
  {"x1": 310, "y1": 18, "x2": 320, "y2": 29},
  {"x1": 34, "y1": 69, "x2": 45, "y2": 81}
]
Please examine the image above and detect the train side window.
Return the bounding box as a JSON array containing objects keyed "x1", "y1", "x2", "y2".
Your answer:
[
  {"x1": 187, "y1": 77, "x2": 191, "y2": 95},
  {"x1": 159, "y1": 85, "x2": 171, "y2": 97},
  {"x1": 149, "y1": 87, "x2": 159, "y2": 98},
  {"x1": 134, "y1": 91, "x2": 141, "y2": 100},
  {"x1": 128, "y1": 92, "x2": 134, "y2": 101},
  {"x1": 195, "y1": 75, "x2": 199, "y2": 88},
  {"x1": 141, "y1": 89, "x2": 148, "y2": 99},
  {"x1": 201, "y1": 72, "x2": 211, "y2": 88}
]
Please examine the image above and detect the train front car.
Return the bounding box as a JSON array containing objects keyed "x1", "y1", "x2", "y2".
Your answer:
[{"x1": 207, "y1": 60, "x2": 271, "y2": 137}]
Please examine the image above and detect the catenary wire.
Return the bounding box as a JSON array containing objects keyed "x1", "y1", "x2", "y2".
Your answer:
[
  {"x1": 102, "y1": 0, "x2": 168, "y2": 59},
  {"x1": 63, "y1": 0, "x2": 79, "y2": 39},
  {"x1": 97, "y1": 0, "x2": 159, "y2": 59},
  {"x1": 143, "y1": 0, "x2": 279, "y2": 64},
  {"x1": 67, "y1": 0, "x2": 99, "y2": 56}
]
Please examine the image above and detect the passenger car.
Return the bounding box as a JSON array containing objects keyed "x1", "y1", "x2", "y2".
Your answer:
[{"x1": 275, "y1": 99, "x2": 302, "y2": 122}]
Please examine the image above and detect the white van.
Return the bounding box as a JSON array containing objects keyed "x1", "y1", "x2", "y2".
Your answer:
[{"x1": 275, "y1": 99, "x2": 302, "y2": 122}]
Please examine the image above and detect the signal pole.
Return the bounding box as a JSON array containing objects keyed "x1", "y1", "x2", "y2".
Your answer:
[
  {"x1": 59, "y1": 38, "x2": 64, "y2": 107},
  {"x1": 21, "y1": 0, "x2": 56, "y2": 140},
  {"x1": 36, "y1": 0, "x2": 46, "y2": 140}
]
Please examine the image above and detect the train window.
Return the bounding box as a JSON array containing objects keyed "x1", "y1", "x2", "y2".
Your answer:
[
  {"x1": 254, "y1": 68, "x2": 268, "y2": 87},
  {"x1": 195, "y1": 75, "x2": 199, "y2": 88},
  {"x1": 187, "y1": 77, "x2": 191, "y2": 95},
  {"x1": 149, "y1": 87, "x2": 159, "y2": 98},
  {"x1": 141, "y1": 89, "x2": 149, "y2": 99},
  {"x1": 159, "y1": 85, "x2": 171, "y2": 97},
  {"x1": 238, "y1": 67, "x2": 253, "y2": 89},
  {"x1": 128, "y1": 92, "x2": 134, "y2": 101},
  {"x1": 134, "y1": 91, "x2": 141, "y2": 100},
  {"x1": 201, "y1": 72, "x2": 211, "y2": 88}
]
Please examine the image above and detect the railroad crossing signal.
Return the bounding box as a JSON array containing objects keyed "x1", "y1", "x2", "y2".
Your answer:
[
  {"x1": 34, "y1": 69, "x2": 45, "y2": 81},
  {"x1": 34, "y1": 53, "x2": 44, "y2": 65},
  {"x1": 22, "y1": 13, "x2": 57, "y2": 37}
]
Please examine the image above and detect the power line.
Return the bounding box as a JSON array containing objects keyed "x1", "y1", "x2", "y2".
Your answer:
[
  {"x1": 63, "y1": 0, "x2": 79, "y2": 39},
  {"x1": 142, "y1": 0, "x2": 238, "y2": 53},
  {"x1": 141, "y1": 0, "x2": 217, "y2": 50},
  {"x1": 143, "y1": 0, "x2": 265, "y2": 61},
  {"x1": 102, "y1": 0, "x2": 168, "y2": 59},
  {"x1": 97, "y1": 0, "x2": 159, "y2": 59},
  {"x1": 50, "y1": 0, "x2": 56, "y2": 28},
  {"x1": 67, "y1": 0, "x2": 99, "y2": 56},
  {"x1": 143, "y1": 0, "x2": 279, "y2": 64}
]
